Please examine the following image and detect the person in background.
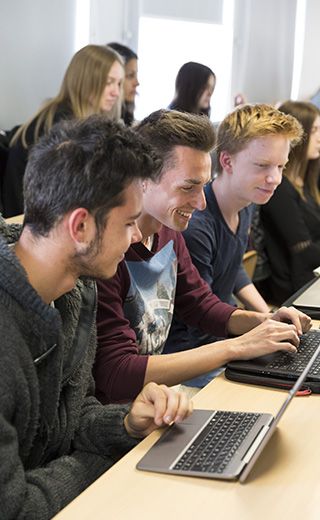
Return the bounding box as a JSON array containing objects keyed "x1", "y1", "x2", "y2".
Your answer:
[
  {"x1": 0, "y1": 115, "x2": 193, "y2": 520},
  {"x1": 259, "y1": 101, "x2": 320, "y2": 305},
  {"x1": 168, "y1": 61, "x2": 216, "y2": 118},
  {"x1": 164, "y1": 103, "x2": 303, "y2": 386},
  {"x1": 107, "y1": 42, "x2": 139, "y2": 126},
  {"x1": 3, "y1": 44, "x2": 124, "y2": 218},
  {"x1": 93, "y1": 109, "x2": 311, "y2": 405}
]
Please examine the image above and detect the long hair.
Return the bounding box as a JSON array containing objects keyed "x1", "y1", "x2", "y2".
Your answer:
[
  {"x1": 278, "y1": 101, "x2": 320, "y2": 204},
  {"x1": 13, "y1": 45, "x2": 124, "y2": 147},
  {"x1": 169, "y1": 61, "x2": 215, "y2": 117}
]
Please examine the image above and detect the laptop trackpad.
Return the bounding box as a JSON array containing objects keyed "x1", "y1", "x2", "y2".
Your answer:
[{"x1": 137, "y1": 409, "x2": 214, "y2": 471}]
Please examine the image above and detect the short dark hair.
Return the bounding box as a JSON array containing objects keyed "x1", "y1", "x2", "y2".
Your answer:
[
  {"x1": 107, "y1": 42, "x2": 138, "y2": 63},
  {"x1": 23, "y1": 115, "x2": 162, "y2": 236},
  {"x1": 135, "y1": 109, "x2": 216, "y2": 176}
]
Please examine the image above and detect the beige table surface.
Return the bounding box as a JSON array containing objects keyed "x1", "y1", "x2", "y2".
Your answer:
[{"x1": 5, "y1": 213, "x2": 24, "y2": 224}]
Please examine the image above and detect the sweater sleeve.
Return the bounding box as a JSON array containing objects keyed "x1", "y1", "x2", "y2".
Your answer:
[
  {"x1": 173, "y1": 233, "x2": 236, "y2": 335},
  {"x1": 0, "y1": 340, "x2": 136, "y2": 520},
  {"x1": 233, "y1": 264, "x2": 252, "y2": 293},
  {"x1": 94, "y1": 261, "x2": 149, "y2": 404},
  {"x1": 0, "y1": 383, "x2": 135, "y2": 520},
  {"x1": 0, "y1": 414, "x2": 112, "y2": 520}
]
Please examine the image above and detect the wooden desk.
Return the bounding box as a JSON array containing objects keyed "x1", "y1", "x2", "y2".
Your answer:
[
  {"x1": 5, "y1": 213, "x2": 24, "y2": 224},
  {"x1": 54, "y1": 341, "x2": 320, "y2": 520}
]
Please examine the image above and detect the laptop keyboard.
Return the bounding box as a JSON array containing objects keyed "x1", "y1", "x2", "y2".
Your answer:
[
  {"x1": 266, "y1": 329, "x2": 320, "y2": 375},
  {"x1": 172, "y1": 411, "x2": 260, "y2": 474}
]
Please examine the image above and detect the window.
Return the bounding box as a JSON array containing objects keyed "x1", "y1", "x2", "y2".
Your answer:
[{"x1": 135, "y1": 1, "x2": 234, "y2": 122}]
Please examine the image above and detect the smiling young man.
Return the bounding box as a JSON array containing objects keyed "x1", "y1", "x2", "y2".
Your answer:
[
  {"x1": 0, "y1": 115, "x2": 193, "y2": 520},
  {"x1": 94, "y1": 109, "x2": 311, "y2": 404},
  {"x1": 164, "y1": 105, "x2": 304, "y2": 381}
]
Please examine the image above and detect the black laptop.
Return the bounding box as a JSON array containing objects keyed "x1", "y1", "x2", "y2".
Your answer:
[
  {"x1": 225, "y1": 329, "x2": 320, "y2": 393},
  {"x1": 137, "y1": 344, "x2": 320, "y2": 483}
]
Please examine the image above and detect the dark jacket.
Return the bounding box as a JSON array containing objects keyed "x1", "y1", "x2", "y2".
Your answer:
[{"x1": 2, "y1": 104, "x2": 73, "y2": 217}]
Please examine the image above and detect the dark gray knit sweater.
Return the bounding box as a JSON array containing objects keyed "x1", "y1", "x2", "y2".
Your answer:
[{"x1": 0, "y1": 217, "x2": 136, "y2": 519}]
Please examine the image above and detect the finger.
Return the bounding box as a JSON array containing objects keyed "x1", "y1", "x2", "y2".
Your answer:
[
  {"x1": 142, "y1": 382, "x2": 168, "y2": 425},
  {"x1": 173, "y1": 391, "x2": 194, "y2": 424},
  {"x1": 276, "y1": 341, "x2": 297, "y2": 353},
  {"x1": 154, "y1": 385, "x2": 180, "y2": 426},
  {"x1": 274, "y1": 328, "x2": 300, "y2": 347},
  {"x1": 299, "y1": 314, "x2": 312, "y2": 332}
]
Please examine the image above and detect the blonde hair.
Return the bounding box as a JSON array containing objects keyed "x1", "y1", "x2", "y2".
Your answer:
[
  {"x1": 215, "y1": 103, "x2": 303, "y2": 173},
  {"x1": 13, "y1": 44, "x2": 124, "y2": 147}
]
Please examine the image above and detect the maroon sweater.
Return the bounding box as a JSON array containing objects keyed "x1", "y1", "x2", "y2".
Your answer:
[{"x1": 94, "y1": 226, "x2": 235, "y2": 403}]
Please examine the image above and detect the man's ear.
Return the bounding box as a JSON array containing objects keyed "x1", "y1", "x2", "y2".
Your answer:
[
  {"x1": 219, "y1": 151, "x2": 233, "y2": 174},
  {"x1": 66, "y1": 208, "x2": 93, "y2": 244}
]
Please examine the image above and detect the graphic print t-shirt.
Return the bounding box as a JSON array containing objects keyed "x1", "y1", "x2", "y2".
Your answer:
[{"x1": 124, "y1": 241, "x2": 177, "y2": 355}]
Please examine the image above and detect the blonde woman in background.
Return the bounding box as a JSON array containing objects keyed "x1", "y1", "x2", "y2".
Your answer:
[{"x1": 3, "y1": 44, "x2": 124, "y2": 217}]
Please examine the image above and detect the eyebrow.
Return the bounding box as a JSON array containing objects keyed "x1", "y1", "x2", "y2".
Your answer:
[
  {"x1": 128, "y1": 211, "x2": 141, "y2": 220},
  {"x1": 184, "y1": 177, "x2": 211, "y2": 185}
]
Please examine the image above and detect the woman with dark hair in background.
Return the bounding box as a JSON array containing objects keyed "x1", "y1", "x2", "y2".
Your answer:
[
  {"x1": 259, "y1": 101, "x2": 320, "y2": 305},
  {"x1": 3, "y1": 44, "x2": 124, "y2": 217},
  {"x1": 107, "y1": 42, "x2": 139, "y2": 126},
  {"x1": 168, "y1": 61, "x2": 216, "y2": 117}
]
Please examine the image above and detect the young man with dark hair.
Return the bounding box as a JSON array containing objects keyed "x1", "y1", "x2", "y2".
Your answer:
[
  {"x1": 0, "y1": 115, "x2": 192, "y2": 519},
  {"x1": 94, "y1": 109, "x2": 311, "y2": 404}
]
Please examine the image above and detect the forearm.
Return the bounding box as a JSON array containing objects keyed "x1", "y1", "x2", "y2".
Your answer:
[
  {"x1": 235, "y1": 283, "x2": 270, "y2": 313},
  {"x1": 226, "y1": 308, "x2": 271, "y2": 335},
  {"x1": 144, "y1": 340, "x2": 240, "y2": 387}
]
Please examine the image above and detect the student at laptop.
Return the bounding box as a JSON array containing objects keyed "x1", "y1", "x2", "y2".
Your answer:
[
  {"x1": 164, "y1": 104, "x2": 303, "y2": 378},
  {"x1": 260, "y1": 101, "x2": 320, "y2": 305},
  {"x1": 94, "y1": 109, "x2": 311, "y2": 405},
  {"x1": 0, "y1": 116, "x2": 192, "y2": 520}
]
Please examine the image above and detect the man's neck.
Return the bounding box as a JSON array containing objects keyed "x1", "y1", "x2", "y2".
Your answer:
[
  {"x1": 14, "y1": 228, "x2": 77, "y2": 304},
  {"x1": 137, "y1": 212, "x2": 162, "y2": 243},
  {"x1": 212, "y1": 176, "x2": 244, "y2": 233}
]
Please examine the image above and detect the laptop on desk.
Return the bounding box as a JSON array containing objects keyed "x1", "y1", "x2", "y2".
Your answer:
[
  {"x1": 225, "y1": 329, "x2": 320, "y2": 393},
  {"x1": 137, "y1": 344, "x2": 320, "y2": 483},
  {"x1": 283, "y1": 276, "x2": 320, "y2": 319}
]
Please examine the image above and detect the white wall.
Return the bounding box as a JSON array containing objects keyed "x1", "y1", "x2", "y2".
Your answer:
[
  {"x1": 1, "y1": 0, "x2": 320, "y2": 129},
  {"x1": 298, "y1": 0, "x2": 320, "y2": 99},
  {"x1": 90, "y1": 0, "x2": 126, "y2": 44},
  {"x1": 232, "y1": 0, "x2": 296, "y2": 105},
  {"x1": 0, "y1": 0, "x2": 78, "y2": 128}
]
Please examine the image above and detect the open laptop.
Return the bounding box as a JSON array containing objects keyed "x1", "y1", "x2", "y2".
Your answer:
[
  {"x1": 225, "y1": 329, "x2": 320, "y2": 393},
  {"x1": 137, "y1": 344, "x2": 320, "y2": 483},
  {"x1": 282, "y1": 276, "x2": 320, "y2": 319}
]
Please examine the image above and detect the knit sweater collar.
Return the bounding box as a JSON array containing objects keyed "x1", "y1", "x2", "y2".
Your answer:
[{"x1": 0, "y1": 215, "x2": 60, "y2": 333}]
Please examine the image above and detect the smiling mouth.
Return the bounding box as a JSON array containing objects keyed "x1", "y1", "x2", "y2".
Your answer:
[{"x1": 176, "y1": 209, "x2": 193, "y2": 219}]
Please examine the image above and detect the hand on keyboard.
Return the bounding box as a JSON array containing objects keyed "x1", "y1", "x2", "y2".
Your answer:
[
  {"x1": 271, "y1": 306, "x2": 312, "y2": 335},
  {"x1": 229, "y1": 319, "x2": 300, "y2": 361}
]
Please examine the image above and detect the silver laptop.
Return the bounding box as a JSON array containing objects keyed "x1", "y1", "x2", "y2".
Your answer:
[
  {"x1": 292, "y1": 276, "x2": 320, "y2": 309},
  {"x1": 137, "y1": 344, "x2": 320, "y2": 483}
]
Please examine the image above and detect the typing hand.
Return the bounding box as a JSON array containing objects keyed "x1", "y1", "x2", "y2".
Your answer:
[
  {"x1": 230, "y1": 319, "x2": 300, "y2": 361},
  {"x1": 271, "y1": 306, "x2": 312, "y2": 335},
  {"x1": 124, "y1": 382, "x2": 193, "y2": 439}
]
